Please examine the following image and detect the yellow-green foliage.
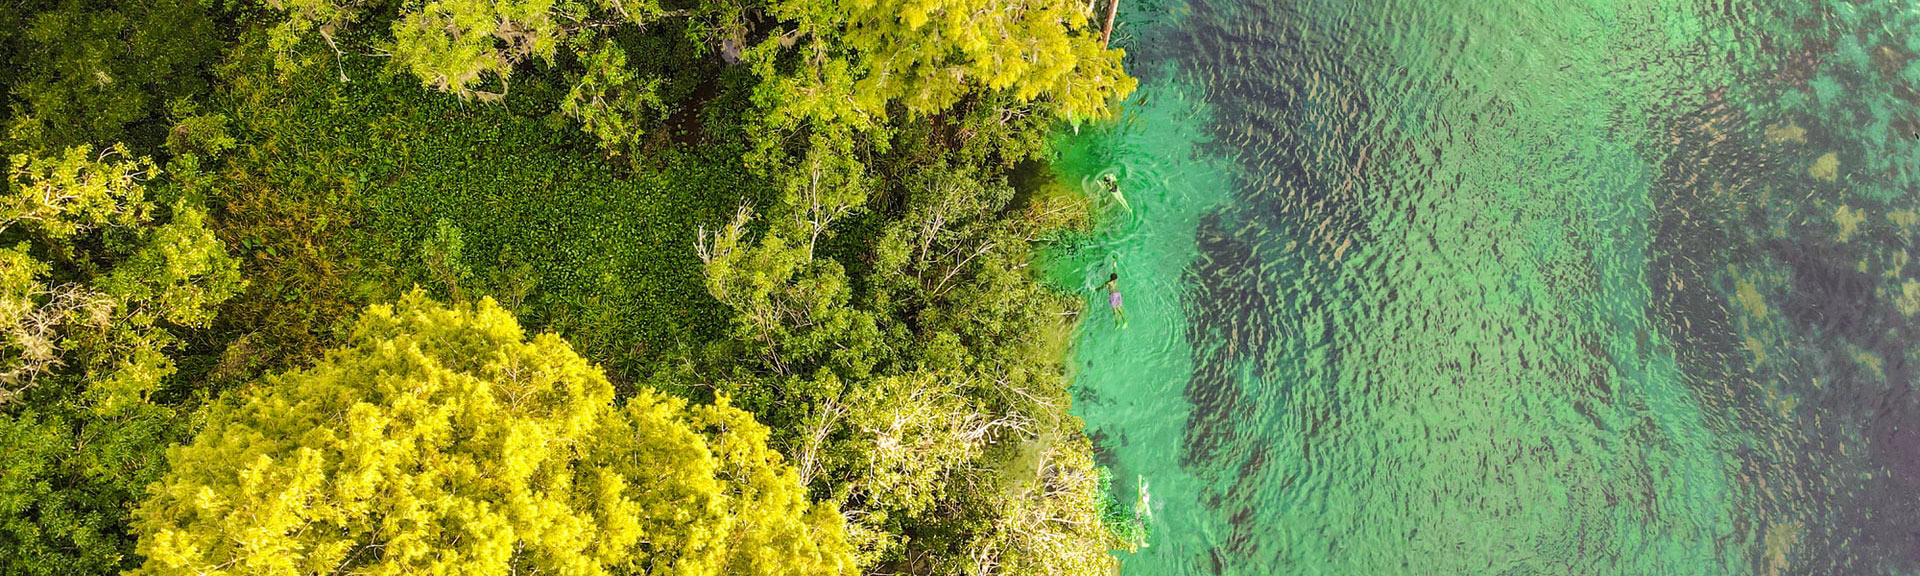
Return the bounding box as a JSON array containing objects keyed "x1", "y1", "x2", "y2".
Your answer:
[
  {"x1": 0, "y1": 143, "x2": 243, "y2": 404},
  {"x1": 971, "y1": 434, "x2": 1128, "y2": 576},
  {"x1": 3, "y1": 0, "x2": 221, "y2": 151},
  {"x1": 699, "y1": 140, "x2": 1129, "y2": 573},
  {"x1": 3, "y1": 143, "x2": 154, "y2": 243},
  {"x1": 265, "y1": 0, "x2": 674, "y2": 147},
  {"x1": 562, "y1": 42, "x2": 668, "y2": 151},
  {"x1": 260, "y1": 0, "x2": 1133, "y2": 152},
  {"x1": 388, "y1": 0, "x2": 564, "y2": 98},
  {"x1": 132, "y1": 293, "x2": 854, "y2": 576},
  {"x1": 0, "y1": 141, "x2": 243, "y2": 575},
  {"x1": 755, "y1": 0, "x2": 1138, "y2": 128}
]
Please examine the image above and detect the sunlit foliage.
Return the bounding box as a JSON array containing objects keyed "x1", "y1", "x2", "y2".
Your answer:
[
  {"x1": 699, "y1": 126, "x2": 1136, "y2": 573},
  {"x1": 132, "y1": 293, "x2": 853, "y2": 576},
  {"x1": 749, "y1": 0, "x2": 1137, "y2": 132},
  {"x1": 0, "y1": 141, "x2": 243, "y2": 575},
  {"x1": 261, "y1": 0, "x2": 1134, "y2": 152}
]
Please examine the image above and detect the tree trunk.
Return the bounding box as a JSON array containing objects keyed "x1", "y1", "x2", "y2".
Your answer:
[{"x1": 1101, "y1": 0, "x2": 1120, "y2": 47}]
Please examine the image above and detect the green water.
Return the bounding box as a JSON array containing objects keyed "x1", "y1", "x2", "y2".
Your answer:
[{"x1": 1053, "y1": 0, "x2": 1920, "y2": 574}]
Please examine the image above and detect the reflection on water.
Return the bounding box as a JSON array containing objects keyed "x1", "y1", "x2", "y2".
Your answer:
[{"x1": 1054, "y1": 0, "x2": 1920, "y2": 574}]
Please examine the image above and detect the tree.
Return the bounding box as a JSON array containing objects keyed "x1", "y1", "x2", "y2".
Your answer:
[
  {"x1": 265, "y1": 0, "x2": 675, "y2": 150},
  {"x1": 963, "y1": 434, "x2": 1130, "y2": 576},
  {"x1": 736, "y1": 0, "x2": 1135, "y2": 236},
  {"x1": 241, "y1": 0, "x2": 1143, "y2": 569},
  {"x1": 0, "y1": 143, "x2": 243, "y2": 403},
  {"x1": 0, "y1": 141, "x2": 245, "y2": 575},
  {"x1": 131, "y1": 292, "x2": 854, "y2": 576},
  {"x1": 697, "y1": 137, "x2": 1133, "y2": 574},
  {"x1": 3, "y1": 0, "x2": 223, "y2": 152},
  {"x1": 260, "y1": 0, "x2": 1135, "y2": 153},
  {"x1": 747, "y1": 0, "x2": 1137, "y2": 135}
]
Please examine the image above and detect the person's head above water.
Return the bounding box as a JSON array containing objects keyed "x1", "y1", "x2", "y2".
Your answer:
[
  {"x1": 1102, "y1": 173, "x2": 1117, "y2": 183},
  {"x1": 1109, "y1": 272, "x2": 1118, "y2": 282}
]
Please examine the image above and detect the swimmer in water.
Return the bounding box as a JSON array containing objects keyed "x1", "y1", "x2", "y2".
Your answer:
[
  {"x1": 1101, "y1": 173, "x2": 1132, "y2": 212},
  {"x1": 1136, "y1": 475, "x2": 1153, "y2": 518},
  {"x1": 1103, "y1": 271, "x2": 1127, "y2": 327}
]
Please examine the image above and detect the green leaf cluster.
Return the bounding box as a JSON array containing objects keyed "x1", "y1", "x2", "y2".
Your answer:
[
  {"x1": 749, "y1": 0, "x2": 1137, "y2": 132},
  {"x1": 200, "y1": 54, "x2": 743, "y2": 376},
  {"x1": 0, "y1": 141, "x2": 244, "y2": 575},
  {"x1": 699, "y1": 120, "x2": 1130, "y2": 574},
  {"x1": 258, "y1": 0, "x2": 1134, "y2": 155},
  {"x1": 2, "y1": 0, "x2": 224, "y2": 152}
]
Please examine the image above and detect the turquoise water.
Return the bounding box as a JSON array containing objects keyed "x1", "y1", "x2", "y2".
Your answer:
[{"x1": 1054, "y1": 1, "x2": 1920, "y2": 574}]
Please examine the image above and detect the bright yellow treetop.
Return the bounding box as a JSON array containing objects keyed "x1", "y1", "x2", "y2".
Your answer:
[{"x1": 131, "y1": 292, "x2": 854, "y2": 576}]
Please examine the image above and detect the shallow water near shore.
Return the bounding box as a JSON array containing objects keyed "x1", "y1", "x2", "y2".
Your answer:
[{"x1": 1052, "y1": 1, "x2": 1920, "y2": 574}]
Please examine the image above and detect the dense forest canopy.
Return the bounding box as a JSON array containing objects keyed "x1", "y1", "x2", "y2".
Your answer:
[{"x1": 0, "y1": 0, "x2": 1140, "y2": 573}]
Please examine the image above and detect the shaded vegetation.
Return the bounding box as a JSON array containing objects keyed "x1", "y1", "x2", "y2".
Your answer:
[{"x1": 203, "y1": 48, "x2": 747, "y2": 379}]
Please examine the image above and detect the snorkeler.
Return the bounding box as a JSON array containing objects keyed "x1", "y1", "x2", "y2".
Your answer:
[
  {"x1": 1103, "y1": 270, "x2": 1127, "y2": 326},
  {"x1": 1136, "y1": 475, "x2": 1153, "y2": 518},
  {"x1": 1101, "y1": 173, "x2": 1132, "y2": 212}
]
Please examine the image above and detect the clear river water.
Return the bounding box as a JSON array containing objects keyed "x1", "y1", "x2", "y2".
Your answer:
[{"x1": 1049, "y1": 0, "x2": 1920, "y2": 574}]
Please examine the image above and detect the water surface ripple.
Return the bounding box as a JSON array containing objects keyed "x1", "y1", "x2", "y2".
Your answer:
[{"x1": 1055, "y1": 1, "x2": 1920, "y2": 574}]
